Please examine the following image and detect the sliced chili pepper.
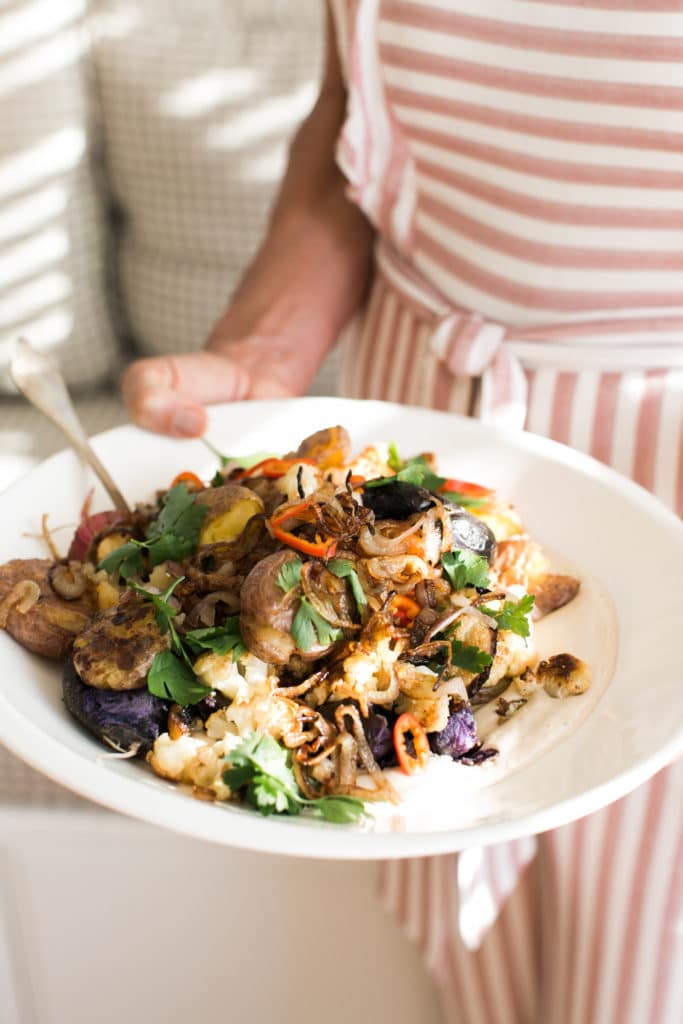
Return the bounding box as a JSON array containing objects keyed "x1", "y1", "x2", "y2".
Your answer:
[
  {"x1": 236, "y1": 457, "x2": 317, "y2": 480},
  {"x1": 270, "y1": 497, "x2": 318, "y2": 527},
  {"x1": 170, "y1": 470, "x2": 204, "y2": 491},
  {"x1": 393, "y1": 713, "x2": 430, "y2": 775},
  {"x1": 390, "y1": 594, "x2": 421, "y2": 627},
  {"x1": 271, "y1": 525, "x2": 338, "y2": 559},
  {"x1": 439, "y1": 478, "x2": 493, "y2": 499},
  {"x1": 270, "y1": 498, "x2": 337, "y2": 559}
]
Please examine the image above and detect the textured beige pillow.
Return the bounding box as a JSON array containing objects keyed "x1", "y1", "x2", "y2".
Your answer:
[
  {"x1": 91, "y1": 0, "x2": 326, "y2": 376},
  {"x1": 0, "y1": 0, "x2": 121, "y2": 392}
]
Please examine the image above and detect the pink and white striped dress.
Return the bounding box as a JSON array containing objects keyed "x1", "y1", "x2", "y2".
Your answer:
[{"x1": 330, "y1": 2, "x2": 683, "y2": 1022}]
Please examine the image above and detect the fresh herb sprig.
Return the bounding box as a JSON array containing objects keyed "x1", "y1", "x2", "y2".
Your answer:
[
  {"x1": 379, "y1": 444, "x2": 488, "y2": 508},
  {"x1": 480, "y1": 594, "x2": 535, "y2": 638},
  {"x1": 387, "y1": 440, "x2": 403, "y2": 472},
  {"x1": 276, "y1": 556, "x2": 364, "y2": 649},
  {"x1": 131, "y1": 579, "x2": 245, "y2": 704},
  {"x1": 223, "y1": 733, "x2": 370, "y2": 824},
  {"x1": 99, "y1": 483, "x2": 207, "y2": 579},
  {"x1": 148, "y1": 651, "x2": 212, "y2": 706},
  {"x1": 292, "y1": 597, "x2": 343, "y2": 651},
  {"x1": 439, "y1": 489, "x2": 488, "y2": 511},
  {"x1": 130, "y1": 577, "x2": 187, "y2": 656},
  {"x1": 328, "y1": 558, "x2": 367, "y2": 613},
  {"x1": 276, "y1": 558, "x2": 303, "y2": 593},
  {"x1": 201, "y1": 439, "x2": 276, "y2": 469},
  {"x1": 449, "y1": 636, "x2": 493, "y2": 674},
  {"x1": 442, "y1": 549, "x2": 491, "y2": 591},
  {"x1": 183, "y1": 619, "x2": 246, "y2": 660},
  {"x1": 277, "y1": 556, "x2": 367, "y2": 617},
  {"x1": 428, "y1": 620, "x2": 493, "y2": 675},
  {"x1": 365, "y1": 453, "x2": 445, "y2": 493}
]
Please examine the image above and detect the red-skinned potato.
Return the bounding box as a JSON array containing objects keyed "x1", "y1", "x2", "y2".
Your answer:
[{"x1": 240, "y1": 550, "x2": 336, "y2": 664}]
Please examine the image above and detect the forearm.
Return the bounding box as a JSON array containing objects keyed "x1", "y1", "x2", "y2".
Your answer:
[
  {"x1": 207, "y1": 25, "x2": 375, "y2": 387},
  {"x1": 122, "y1": 6, "x2": 372, "y2": 434}
]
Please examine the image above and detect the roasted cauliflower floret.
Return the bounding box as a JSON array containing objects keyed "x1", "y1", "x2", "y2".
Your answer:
[{"x1": 537, "y1": 653, "x2": 591, "y2": 698}]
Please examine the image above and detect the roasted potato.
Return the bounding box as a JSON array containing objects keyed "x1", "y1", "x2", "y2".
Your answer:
[
  {"x1": 195, "y1": 484, "x2": 264, "y2": 545},
  {"x1": 0, "y1": 558, "x2": 94, "y2": 659},
  {"x1": 532, "y1": 574, "x2": 581, "y2": 616},
  {"x1": 290, "y1": 425, "x2": 352, "y2": 470},
  {"x1": 492, "y1": 538, "x2": 580, "y2": 616},
  {"x1": 240, "y1": 550, "x2": 336, "y2": 664},
  {"x1": 63, "y1": 659, "x2": 170, "y2": 754},
  {"x1": 72, "y1": 597, "x2": 170, "y2": 690}
]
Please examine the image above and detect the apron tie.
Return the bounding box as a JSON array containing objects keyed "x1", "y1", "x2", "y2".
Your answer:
[
  {"x1": 376, "y1": 239, "x2": 683, "y2": 434},
  {"x1": 429, "y1": 311, "x2": 528, "y2": 431}
]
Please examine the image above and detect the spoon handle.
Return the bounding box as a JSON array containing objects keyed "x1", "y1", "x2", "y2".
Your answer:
[{"x1": 10, "y1": 339, "x2": 131, "y2": 515}]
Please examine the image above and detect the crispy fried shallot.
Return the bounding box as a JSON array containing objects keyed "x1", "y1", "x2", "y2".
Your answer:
[
  {"x1": 49, "y1": 561, "x2": 87, "y2": 600},
  {"x1": 0, "y1": 580, "x2": 41, "y2": 627}
]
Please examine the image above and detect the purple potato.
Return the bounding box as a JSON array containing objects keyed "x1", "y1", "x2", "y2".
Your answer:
[{"x1": 63, "y1": 660, "x2": 169, "y2": 755}]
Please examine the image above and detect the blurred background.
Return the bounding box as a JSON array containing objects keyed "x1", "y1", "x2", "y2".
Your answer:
[
  {"x1": 0, "y1": 0, "x2": 337, "y2": 480},
  {"x1": 0, "y1": 4, "x2": 440, "y2": 1022}
]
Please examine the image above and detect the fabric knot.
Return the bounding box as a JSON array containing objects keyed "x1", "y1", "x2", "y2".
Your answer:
[
  {"x1": 429, "y1": 311, "x2": 527, "y2": 431},
  {"x1": 431, "y1": 311, "x2": 506, "y2": 378}
]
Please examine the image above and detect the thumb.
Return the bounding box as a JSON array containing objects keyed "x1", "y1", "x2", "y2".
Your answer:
[{"x1": 121, "y1": 351, "x2": 251, "y2": 437}]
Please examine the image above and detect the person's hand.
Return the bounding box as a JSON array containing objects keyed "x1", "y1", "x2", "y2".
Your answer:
[
  {"x1": 122, "y1": 7, "x2": 374, "y2": 438},
  {"x1": 121, "y1": 330, "x2": 303, "y2": 438}
]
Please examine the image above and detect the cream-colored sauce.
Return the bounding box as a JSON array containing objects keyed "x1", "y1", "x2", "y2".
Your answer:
[{"x1": 369, "y1": 552, "x2": 618, "y2": 832}]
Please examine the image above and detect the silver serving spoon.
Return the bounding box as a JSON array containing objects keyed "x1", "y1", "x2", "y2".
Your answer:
[{"x1": 10, "y1": 338, "x2": 131, "y2": 515}]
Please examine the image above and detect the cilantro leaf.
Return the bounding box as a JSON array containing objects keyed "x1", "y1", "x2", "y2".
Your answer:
[
  {"x1": 442, "y1": 549, "x2": 491, "y2": 591},
  {"x1": 98, "y1": 484, "x2": 206, "y2": 578},
  {"x1": 145, "y1": 484, "x2": 207, "y2": 565},
  {"x1": 226, "y1": 733, "x2": 294, "y2": 786},
  {"x1": 224, "y1": 733, "x2": 304, "y2": 817},
  {"x1": 313, "y1": 796, "x2": 372, "y2": 824},
  {"x1": 222, "y1": 734, "x2": 369, "y2": 824},
  {"x1": 291, "y1": 597, "x2": 344, "y2": 652},
  {"x1": 440, "y1": 490, "x2": 488, "y2": 511},
  {"x1": 201, "y1": 438, "x2": 277, "y2": 469},
  {"x1": 184, "y1": 618, "x2": 246, "y2": 661},
  {"x1": 328, "y1": 558, "x2": 367, "y2": 613},
  {"x1": 130, "y1": 577, "x2": 183, "y2": 638},
  {"x1": 98, "y1": 541, "x2": 145, "y2": 580},
  {"x1": 480, "y1": 594, "x2": 535, "y2": 638},
  {"x1": 449, "y1": 637, "x2": 493, "y2": 674},
  {"x1": 276, "y1": 558, "x2": 303, "y2": 593},
  {"x1": 395, "y1": 461, "x2": 444, "y2": 491},
  {"x1": 248, "y1": 775, "x2": 300, "y2": 816},
  {"x1": 387, "y1": 440, "x2": 402, "y2": 472},
  {"x1": 131, "y1": 578, "x2": 245, "y2": 702},
  {"x1": 147, "y1": 650, "x2": 212, "y2": 705},
  {"x1": 365, "y1": 454, "x2": 445, "y2": 493},
  {"x1": 129, "y1": 577, "x2": 200, "y2": 672}
]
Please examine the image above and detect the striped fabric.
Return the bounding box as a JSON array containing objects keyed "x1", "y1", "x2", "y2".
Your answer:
[{"x1": 330, "y1": 2, "x2": 683, "y2": 1021}]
